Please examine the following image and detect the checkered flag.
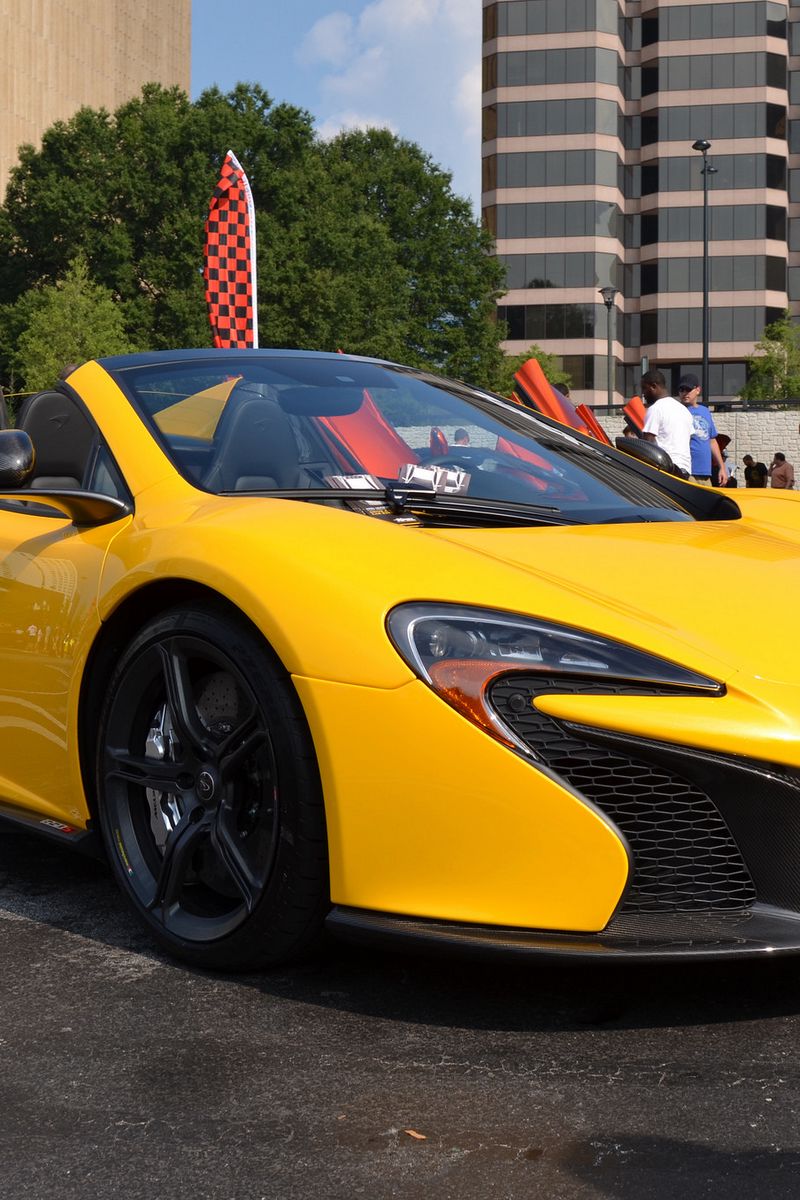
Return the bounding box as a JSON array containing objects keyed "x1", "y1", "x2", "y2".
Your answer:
[{"x1": 203, "y1": 150, "x2": 258, "y2": 348}]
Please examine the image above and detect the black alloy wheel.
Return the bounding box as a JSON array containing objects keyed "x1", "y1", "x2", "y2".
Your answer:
[{"x1": 96, "y1": 605, "x2": 329, "y2": 969}]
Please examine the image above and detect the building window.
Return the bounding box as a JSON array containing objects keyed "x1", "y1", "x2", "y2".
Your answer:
[
  {"x1": 498, "y1": 303, "x2": 603, "y2": 340},
  {"x1": 491, "y1": 98, "x2": 621, "y2": 139},
  {"x1": 487, "y1": 199, "x2": 621, "y2": 242},
  {"x1": 496, "y1": 0, "x2": 621, "y2": 36},
  {"x1": 642, "y1": 3, "x2": 786, "y2": 43},
  {"x1": 495, "y1": 47, "x2": 620, "y2": 87},
  {"x1": 639, "y1": 155, "x2": 786, "y2": 195},
  {"x1": 640, "y1": 103, "x2": 786, "y2": 145},
  {"x1": 638, "y1": 307, "x2": 783, "y2": 344},
  {"x1": 641, "y1": 53, "x2": 786, "y2": 95},
  {"x1": 496, "y1": 150, "x2": 621, "y2": 189},
  {"x1": 500, "y1": 252, "x2": 620, "y2": 290},
  {"x1": 638, "y1": 256, "x2": 787, "y2": 294}
]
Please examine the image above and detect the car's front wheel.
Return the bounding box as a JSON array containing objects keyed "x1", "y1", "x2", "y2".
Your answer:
[{"x1": 96, "y1": 604, "x2": 329, "y2": 970}]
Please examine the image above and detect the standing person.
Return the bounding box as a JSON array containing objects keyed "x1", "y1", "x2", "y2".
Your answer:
[
  {"x1": 677, "y1": 373, "x2": 728, "y2": 486},
  {"x1": 722, "y1": 453, "x2": 738, "y2": 487},
  {"x1": 640, "y1": 368, "x2": 693, "y2": 478},
  {"x1": 769, "y1": 452, "x2": 795, "y2": 489},
  {"x1": 742, "y1": 455, "x2": 768, "y2": 487}
]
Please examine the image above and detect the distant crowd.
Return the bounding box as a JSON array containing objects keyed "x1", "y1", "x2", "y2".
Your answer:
[{"x1": 639, "y1": 369, "x2": 794, "y2": 490}]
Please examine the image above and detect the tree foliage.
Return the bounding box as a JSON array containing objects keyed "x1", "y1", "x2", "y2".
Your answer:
[
  {"x1": 741, "y1": 310, "x2": 800, "y2": 403},
  {"x1": 0, "y1": 84, "x2": 507, "y2": 389},
  {"x1": 7, "y1": 254, "x2": 134, "y2": 392}
]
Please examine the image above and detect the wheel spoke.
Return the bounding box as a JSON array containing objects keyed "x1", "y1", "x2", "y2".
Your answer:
[
  {"x1": 106, "y1": 747, "x2": 185, "y2": 794},
  {"x1": 219, "y1": 724, "x2": 268, "y2": 782},
  {"x1": 211, "y1": 814, "x2": 263, "y2": 913},
  {"x1": 148, "y1": 811, "x2": 210, "y2": 916},
  {"x1": 157, "y1": 640, "x2": 212, "y2": 756}
]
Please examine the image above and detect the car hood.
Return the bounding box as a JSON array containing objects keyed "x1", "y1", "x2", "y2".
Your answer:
[
  {"x1": 130, "y1": 487, "x2": 798, "y2": 695},
  {"x1": 429, "y1": 516, "x2": 800, "y2": 686}
]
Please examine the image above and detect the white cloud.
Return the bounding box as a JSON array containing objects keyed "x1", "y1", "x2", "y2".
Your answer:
[
  {"x1": 300, "y1": 0, "x2": 482, "y2": 206},
  {"x1": 358, "y1": 0, "x2": 437, "y2": 40},
  {"x1": 297, "y1": 12, "x2": 355, "y2": 68},
  {"x1": 322, "y1": 45, "x2": 387, "y2": 101},
  {"x1": 454, "y1": 61, "x2": 481, "y2": 141},
  {"x1": 316, "y1": 110, "x2": 398, "y2": 141},
  {"x1": 441, "y1": 0, "x2": 478, "y2": 40}
]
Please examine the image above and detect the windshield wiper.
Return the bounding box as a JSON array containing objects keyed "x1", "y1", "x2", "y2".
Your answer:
[{"x1": 219, "y1": 486, "x2": 582, "y2": 527}]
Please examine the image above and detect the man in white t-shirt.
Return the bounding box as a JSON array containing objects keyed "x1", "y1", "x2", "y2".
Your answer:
[{"x1": 641, "y1": 368, "x2": 693, "y2": 477}]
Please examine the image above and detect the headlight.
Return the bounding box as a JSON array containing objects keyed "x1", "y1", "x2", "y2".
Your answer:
[{"x1": 387, "y1": 603, "x2": 722, "y2": 754}]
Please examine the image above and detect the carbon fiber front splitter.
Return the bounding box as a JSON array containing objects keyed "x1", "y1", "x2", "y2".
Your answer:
[{"x1": 326, "y1": 903, "x2": 800, "y2": 962}]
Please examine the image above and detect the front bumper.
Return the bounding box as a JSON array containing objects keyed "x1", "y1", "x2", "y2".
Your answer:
[
  {"x1": 327, "y1": 904, "x2": 800, "y2": 961},
  {"x1": 299, "y1": 671, "x2": 800, "y2": 958}
]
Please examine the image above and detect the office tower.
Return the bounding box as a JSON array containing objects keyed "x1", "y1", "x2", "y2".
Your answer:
[
  {"x1": 0, "y1": 1, "x2": 191, "y2": 197},
  {"x1": 482, "y1": 0, "x2": 793, "y2": 403}
]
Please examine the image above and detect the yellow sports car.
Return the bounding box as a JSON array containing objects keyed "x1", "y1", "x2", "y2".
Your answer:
[{"x1": 0, "y1": 349, "x2": 798, "y2": 969}]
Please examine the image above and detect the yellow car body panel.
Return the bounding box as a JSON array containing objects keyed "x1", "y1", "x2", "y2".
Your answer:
[
  {"x1": 97, "y1": 491, "x2": 796, "y2": 688},
  {"x1": 293, "y1": 675, "x2": 630, "y2": 931},
  {"x1": 0, "y1": 506, "x2": 130, "y2": 825}
]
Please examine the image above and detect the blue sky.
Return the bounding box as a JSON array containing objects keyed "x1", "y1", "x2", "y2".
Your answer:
[{"x1": 191, "y1": 0, "x2": 481, "y2": 209}]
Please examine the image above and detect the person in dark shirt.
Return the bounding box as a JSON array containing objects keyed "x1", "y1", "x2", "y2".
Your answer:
[{"x1": 742, "y1": 455, "x2": 768, "y2": 487}]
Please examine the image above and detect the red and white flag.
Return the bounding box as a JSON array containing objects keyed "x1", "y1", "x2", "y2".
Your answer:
[{"x1": 203, "y1": 150, "x2": 258, "y2": 348}]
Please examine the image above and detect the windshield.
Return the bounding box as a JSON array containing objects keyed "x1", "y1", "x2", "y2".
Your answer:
[{"x1": 108, "y1": 353, "x2": 692, "y2": 525}]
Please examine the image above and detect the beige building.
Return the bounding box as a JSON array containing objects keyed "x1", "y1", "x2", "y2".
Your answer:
[
  {"x1": 482, "y1": 0, "x2": 796, "y2": 405},
  {"x1": 0, "y1": 0, "x2": 191, "y2": 197}
]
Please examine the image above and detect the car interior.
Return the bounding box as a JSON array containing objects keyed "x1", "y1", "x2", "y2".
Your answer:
[{"x1": 12, "y1": 389, "x2": 124, "y2": 498}]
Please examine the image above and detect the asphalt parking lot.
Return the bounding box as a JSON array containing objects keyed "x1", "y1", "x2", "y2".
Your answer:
[{"x1": 1, "y1": 828, "x2": 800, "y2": 1199}]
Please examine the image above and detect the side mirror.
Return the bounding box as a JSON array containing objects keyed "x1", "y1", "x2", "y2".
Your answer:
[
  {"x1": 0, "y1": 429, "x2": 34, "y2": 486},
  {"x1": 614, "y1": 435, "x2": 675, "y2": 474}
]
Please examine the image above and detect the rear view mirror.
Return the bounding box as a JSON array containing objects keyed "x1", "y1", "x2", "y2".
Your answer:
[{"x1": 278, "y1": 386, "x2": 365, "y2": 416}]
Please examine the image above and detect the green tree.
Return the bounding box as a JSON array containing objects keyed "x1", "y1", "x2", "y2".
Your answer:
[
  {"x1": 7, "y1": 254, "x2": 134, "y2": 391},
  {"x1": 491, "y1": 344, "x2": 573, "y2": 398},
  {"x1": 741, "y1": 310, "x2": 800, "y2": 403},
  {"x1": 0, "y1": 84, "x2": 316, "y2": 356},
  {"x1": 0, "y1": 85, "x2": 507, "y2": 388}
]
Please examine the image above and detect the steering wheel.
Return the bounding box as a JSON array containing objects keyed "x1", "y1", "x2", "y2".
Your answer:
[
  {"x1": 424, "y1": 449, "x2": 585, "y2": 499},
  {"x1": 425, "y1": 448, "x2": 550, "y2": 481}
]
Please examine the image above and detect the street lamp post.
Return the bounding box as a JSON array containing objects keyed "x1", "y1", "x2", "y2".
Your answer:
[
  {"x1": 599, "y1": 285, "x2": 617, "y2": 407},
  {"x1": 692, "y1": 139, "x2": 717, "y2": 404}
]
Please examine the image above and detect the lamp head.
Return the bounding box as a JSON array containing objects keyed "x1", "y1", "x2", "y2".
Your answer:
[
  {"x1": 692, "y1": 139, "x2": 711, "y2": 153},
  {"x1": 599, "y1": 285, "x2": 617, "y2": 308}
]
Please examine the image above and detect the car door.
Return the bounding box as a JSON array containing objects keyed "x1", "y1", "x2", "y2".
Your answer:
[{"x1": 0, "y1": 394, "x2": 131, "y2": 828}]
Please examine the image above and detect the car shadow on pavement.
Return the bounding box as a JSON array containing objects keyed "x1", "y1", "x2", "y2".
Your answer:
[
  {"x1": 3, "y1": 827, "x2": 800, "y2": 1035},
  {"x1": 559, "y1": 1135, "x2": 800, "y2": 1200}
]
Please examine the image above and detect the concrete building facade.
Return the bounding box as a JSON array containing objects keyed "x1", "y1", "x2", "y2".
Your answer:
[
  {"x1": 482, "y1": 0, "x2": 798, "y2": 405},
  {"x1": 0, "y1": 0, "x2": 191, "y2": 197}
]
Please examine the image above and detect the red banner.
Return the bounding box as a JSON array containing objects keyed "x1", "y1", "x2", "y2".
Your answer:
[{"x1": 203, "y1": 150, "x2": 258, "y2": 348}]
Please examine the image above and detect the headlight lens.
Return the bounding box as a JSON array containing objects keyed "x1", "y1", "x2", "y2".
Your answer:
[{"x1": 387, "y1": 603, "x2": 722, "y2": 753}]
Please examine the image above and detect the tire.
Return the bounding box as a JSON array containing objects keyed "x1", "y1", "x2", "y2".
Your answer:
[{"x1": 95, "y1": 604, "x2": 329, "y2": 970}]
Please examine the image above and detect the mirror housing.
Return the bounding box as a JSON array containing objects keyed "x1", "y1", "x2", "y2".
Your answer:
[
  {"x1": 0, "y1": 429, "x2": 34, "y2": 486},
  {"x1": 0, "y1": 429, "x2": 130, "y2": 525},
  {"x1": 614, "y1": 435, "x2": 676, "y2": 474}
]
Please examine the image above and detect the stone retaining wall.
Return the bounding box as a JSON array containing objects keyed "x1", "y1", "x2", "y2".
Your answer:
[{"x1": 602, "y1": 408, "x2": 800, "y2": 481}]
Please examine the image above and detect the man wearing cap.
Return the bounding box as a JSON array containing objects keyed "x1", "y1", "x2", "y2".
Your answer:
[
  {"x1": 678, "y1": 373, "x2": 728, "y2": 486},
  {"x1": 641, "y1": 368, "x2": 693, "y2": 477}
]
